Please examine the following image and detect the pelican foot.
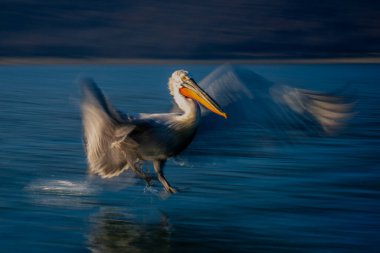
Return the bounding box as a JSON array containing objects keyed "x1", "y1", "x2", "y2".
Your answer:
[
  {"x1": 165, "y1": 186, "x2": 177, "y2": 194},
  {"x1": 144, "y1": 175, "x2": 152, "y2": 186}
]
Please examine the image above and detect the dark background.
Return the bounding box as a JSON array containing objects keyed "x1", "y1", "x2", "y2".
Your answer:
[{"x1": 1, "y1": 0, "x2": 379, "y2": 59}]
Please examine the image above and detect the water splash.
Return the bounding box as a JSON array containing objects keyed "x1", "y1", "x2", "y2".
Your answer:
[{"x1": 25, "y1": 179, "x2": 99, "y2": 209}]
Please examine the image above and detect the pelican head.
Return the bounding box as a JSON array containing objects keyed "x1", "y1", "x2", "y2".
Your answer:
[{"x1": 169, "y1": 70, "x2": 227, "y2": 119}]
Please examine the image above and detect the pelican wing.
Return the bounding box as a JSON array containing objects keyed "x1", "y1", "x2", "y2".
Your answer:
[
  {"x1": 198, "y1": 64, "x2": 354, "y2": 135},
  {"x1": 269, "y1": 84, "x2": 354, "y2": 134},
  {"x1": 80, "y1": 78, "x2": 137, "y2": 178}
]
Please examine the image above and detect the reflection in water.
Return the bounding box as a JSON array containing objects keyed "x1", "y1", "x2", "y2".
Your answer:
[{"x1": 87, "y1": 208, "x2": 171, "y2": 253}]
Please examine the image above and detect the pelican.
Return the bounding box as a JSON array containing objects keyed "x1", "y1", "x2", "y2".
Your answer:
[
  {"x1": 81, "y1": 70, "x2": 227, "y2": 193},
  {"x1": 81, "y1": 65, "x2": 353, "y2": 194}
]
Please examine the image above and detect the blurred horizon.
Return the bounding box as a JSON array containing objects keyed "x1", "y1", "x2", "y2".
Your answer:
[{"x1": 1, "y1": 0, "x2": 380, "y2": 60}]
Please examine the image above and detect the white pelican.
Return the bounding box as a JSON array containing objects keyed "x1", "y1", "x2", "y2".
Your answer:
[
  {"x1": 81, "y1": 65, "x2": 353, "y2": 193},
  {"x1": 81, "y1": 70, "x2": 227, "y2": 193}
]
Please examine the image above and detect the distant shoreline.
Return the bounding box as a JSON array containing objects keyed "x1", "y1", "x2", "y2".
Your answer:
[{"x1": 1, "y1": 57, "x2": 380, "y2": 65}]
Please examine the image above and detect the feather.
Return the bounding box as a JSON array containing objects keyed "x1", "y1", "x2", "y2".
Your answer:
[
  {"x1": 80, "y1": 78, "x2": 136, "y2": 178},
  {"x1": 197, "y1": 64, "x2": 354, "y2": 135}
]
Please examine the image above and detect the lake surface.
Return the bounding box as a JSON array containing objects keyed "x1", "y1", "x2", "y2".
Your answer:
[{"x1": 0, "y1": 64, "x2": 379, "y2": 252}]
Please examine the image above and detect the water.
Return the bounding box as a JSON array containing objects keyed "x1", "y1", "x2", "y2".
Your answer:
[{"x1": 0, "y1": 64, "x2": 379, "y2": 252}]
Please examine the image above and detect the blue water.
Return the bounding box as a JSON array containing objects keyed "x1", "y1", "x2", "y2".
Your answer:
[{"x1": 0, "y1": 64, "x2": 379, "y2": 252}]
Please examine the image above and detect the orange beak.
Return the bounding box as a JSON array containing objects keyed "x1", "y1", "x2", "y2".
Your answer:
[{"x1": 179, "y1": 78, "x2": 227, "y2": 119}]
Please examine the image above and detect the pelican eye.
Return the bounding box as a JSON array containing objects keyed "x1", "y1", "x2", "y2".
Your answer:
[{"x1": 181, "y1": 75, "x2": 191, "y2": 84}]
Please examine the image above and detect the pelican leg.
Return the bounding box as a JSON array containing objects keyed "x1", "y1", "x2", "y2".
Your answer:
[
  {"x1": 153, "y1": 160, "x2": 177, "y2": 193},
  {"x1": 130, "y1": 163, "x2": 152, "y2": 186}
]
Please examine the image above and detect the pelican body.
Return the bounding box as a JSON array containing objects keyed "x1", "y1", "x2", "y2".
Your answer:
[{"x1": 81, "y1": 70, "x2": 227, "y2": 193}]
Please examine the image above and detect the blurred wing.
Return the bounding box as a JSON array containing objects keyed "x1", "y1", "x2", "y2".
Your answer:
[
  {"x1": 199, "y1": 64, "x2": 263, "y2": 119},
  {"x1": 80, "y1": 78, "x2": 138, "y2": 178},
  {"x1": 198, "y1": 64, "x2": 354, "y2": 135},
  {"x1": 270, "y1": 85, "x2": 354, "y2": 134}
]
